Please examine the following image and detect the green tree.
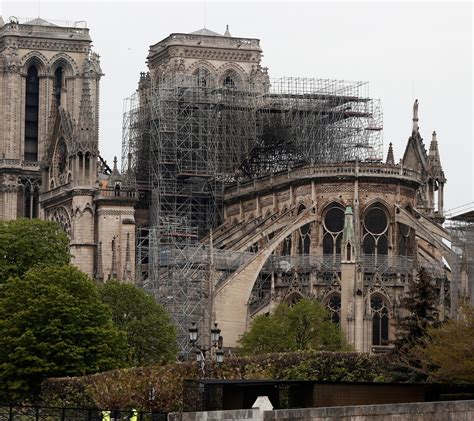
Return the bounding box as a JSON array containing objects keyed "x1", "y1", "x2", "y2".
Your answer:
[
  {"x1": 415, "y1": 305, "x2": 474, "y2": 382},
  {"x1": 99, "y1": 280, "x2": 177, "y2": 366},
  {"x1": 237, "y1": 298, "x2": 347, "y2": 355},
  {"x1": 0, "y1": 219, "x2": 70, "y2": 282},
  {"x1": 391, "y1": 267, "x2": 440, "y2": 381},
  {"x1": 0, "y1": 265, "x2": 127, "y2": 402}
]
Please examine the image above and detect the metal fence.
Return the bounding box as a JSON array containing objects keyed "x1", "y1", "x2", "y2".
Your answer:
[{"x1": 0, "y1": 406, "x2": 166, "y2": 421}]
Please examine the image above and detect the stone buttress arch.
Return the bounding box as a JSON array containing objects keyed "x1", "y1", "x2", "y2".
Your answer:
[{"x1": 214, "y1": 205, "x2": 316, "y2": 346}]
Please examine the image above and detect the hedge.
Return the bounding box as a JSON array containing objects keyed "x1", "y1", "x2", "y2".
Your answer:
[{"x1": 41, "y1": 351, "x2": 391, "y2": 412}]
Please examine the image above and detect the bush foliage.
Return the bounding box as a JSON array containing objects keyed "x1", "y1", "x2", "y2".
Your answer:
[
  {"x1": 41, "y1": 351, "x2": 389, "y2": 412},
  {"x1": 237, "y1": 298, "x2": 348, "y2": 355}
]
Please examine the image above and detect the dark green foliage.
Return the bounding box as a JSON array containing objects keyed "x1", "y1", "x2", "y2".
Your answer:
[
  {"x1": 391, "y1": 267, "x2": 440, "y2": 381},
  {"x1": 41, "y1": 351, "x2": 389, "y2": 412},
  {"x1": 237, "y1": 298, "x2": 347, "y2": 355},
  {"x1": 99, "y1": 280, "x2": 177, "y2": 366},
  {"x1": 0, "y1": 265, "x2": 128, "y2": 402},
  {"x1": 0, "y1": 219, "x2": 70, "y2": 283},
  {"x1": 396, "y1": 267, "x2": 440, "y2": 347}
]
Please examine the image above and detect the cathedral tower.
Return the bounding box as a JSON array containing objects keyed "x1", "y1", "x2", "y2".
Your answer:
[
  {"x1": 0, "y1": 17, "x2": 136, "y2": 281},
  {"x1": 0, "y1": 17, "x2": 98, "y2": 219}
]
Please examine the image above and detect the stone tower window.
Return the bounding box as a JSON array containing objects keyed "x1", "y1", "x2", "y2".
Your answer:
[
  {"x1": 322, "y1": 204, "x2": 344, "y2": 256},
  {"x1": 24, "y1": 65, "x2": 39, "y2": 162},
  {"x1": 362, "y1": 205, "x2": 389, "y2": 257},
  {"x1": 54, "y1": 66, "x2": 64, "y2": 107},
  {"x1": 371, "y1": 296, "x2": 389, "y2": 346}
]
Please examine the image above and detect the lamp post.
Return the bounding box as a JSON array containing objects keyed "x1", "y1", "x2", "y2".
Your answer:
[{"x1": 188, "y1": 322, "x2": 224, "y2": 377}]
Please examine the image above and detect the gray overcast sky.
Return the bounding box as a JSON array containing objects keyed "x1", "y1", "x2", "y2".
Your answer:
[{"x1": 2, "y1": 1, "x2": 472, "y2": 212}]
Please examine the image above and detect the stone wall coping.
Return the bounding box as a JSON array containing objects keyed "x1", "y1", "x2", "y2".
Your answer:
[
  {"x1": 169, "y1": 400, "x2": 474, "y2": 421},
  {"x1": 264, "y1": 400, "x2": 474, "y2": 419}
]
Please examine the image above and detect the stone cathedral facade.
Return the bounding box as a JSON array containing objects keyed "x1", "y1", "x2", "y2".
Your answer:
[{"x1": 0, "y1": 17, "x2": 136, "y2": 281}]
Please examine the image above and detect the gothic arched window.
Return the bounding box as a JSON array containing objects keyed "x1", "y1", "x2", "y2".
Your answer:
[
  {"x1": 24, "y1": 65, "x2": 39, "y2": 161},
  {"x1": 322, "y1": 204, "x2": 344, "y2": 257},
  {"x1": 297, "y1": 205, "x2": 311, "y2": 255},
  {"x1": 362, "y1": 204, "x2": 389, "y2": 258},
  {"x1": 326, "y1": 294, "x2": 341, "y2": 325},
  {"x1": 193, "y1": 67, "x2": 212, "y2": 87},
  {"x1": 222, "y1": 69, "x2": 240, "y2": 89},
  {"x1": 54, "y1": 66, "x2": 64, "y2": 107},
  {"x1": 371, "y1": 296, "x2": 389, "y2": 346}
]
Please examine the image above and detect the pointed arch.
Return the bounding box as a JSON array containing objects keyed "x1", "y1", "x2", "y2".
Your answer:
[
  {"x1": 49, "y1": 53, "x2": 79, "y2": 76},
  {"x1": 21, "y1": 51, "x2": 48, "y2": 76}
]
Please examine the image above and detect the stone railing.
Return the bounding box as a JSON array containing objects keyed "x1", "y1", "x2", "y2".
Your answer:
[
  {"x1": 0, "y1": 159, "x2": 41, "y2": 170},
  {"x1": 95, "y1": 188, "x2": 138, "y2": 199},
  {"x1": 225, "y1": 162, "x2": 422, "y2": 200},
  {"x1": 158, "y1": 33, "x2": 261, "y2": 49}
]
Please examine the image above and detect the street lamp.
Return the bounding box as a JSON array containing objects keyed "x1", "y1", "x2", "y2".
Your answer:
[{"x1": 188, "y1": 322, "x2": 224, "y2": 377}]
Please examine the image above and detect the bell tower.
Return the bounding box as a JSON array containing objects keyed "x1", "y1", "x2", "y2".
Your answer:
[{"x1": 0, "y1": 17, "x2": 98, "y2": 220}]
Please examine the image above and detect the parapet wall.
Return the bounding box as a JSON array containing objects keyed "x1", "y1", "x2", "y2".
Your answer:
[{"x1": 170, "y1": 400, "x2": 474, "y2": 421}]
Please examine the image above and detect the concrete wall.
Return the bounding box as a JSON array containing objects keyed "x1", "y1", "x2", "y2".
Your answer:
[{"x1": 169, "y1": 400, "x2": 474, "y2": 421}]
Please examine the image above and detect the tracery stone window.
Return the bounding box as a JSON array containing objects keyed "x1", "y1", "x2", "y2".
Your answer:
[
  {"x1": 296, "y1": 205, "x2": 311, "y2": 255},
  {"x1": 193, "y1": 67, "x2": 212, "y2": 87},
  {"x1": 326, "y1": 294, "x2": 341, "y2": 325},
  {"x1": 362, "y1": 204, "x2": 389, "y2": 258},
  {"x1": 24, "y1": 65, "x2": 39, "y2": 161},
  {"x1": 19, "y1": 177, "x2": 40, "y2": 219},
  {"x1": 371, "y1": 296, "x2": 389, "y2": 346},
  {"x1": 322, "y1": 204, "x2": 344, "y2": 257},
  {"x1": 50, "y1": 207, "x2": 72, "y2": 239},
  {"x1": 222, "y1": 69, "x2": 240, "y2": 89}
]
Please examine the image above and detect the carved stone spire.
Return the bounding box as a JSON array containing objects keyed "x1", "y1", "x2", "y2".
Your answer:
[
  {"x1": 224, "y1": 24, "x2": 231, "y2": 37},
  {"x1": 75, "y1": 70, "x2": 97, "y2": 154},
  {"x1": 412, "y1": 99, "x2": 419, "y2": 133},
  {"x1": 428, "y1": 131, "x2": 443, "y2": 172},
  {"x1": 386, "y1": 142, "x2": 395, "y2": 165}
]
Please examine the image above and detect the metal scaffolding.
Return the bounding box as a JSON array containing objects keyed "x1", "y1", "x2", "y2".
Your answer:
[
  {"x1": 122, "y1": 74, "x2": 383, "y2": 353},
  {"x1": 446, "y1": 208, "x2": 474, "y2": 310}
]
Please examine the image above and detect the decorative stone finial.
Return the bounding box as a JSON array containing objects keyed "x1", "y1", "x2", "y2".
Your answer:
[
  {"x1": 224, "y1": 24, "x2": 231, "y2": 37},
  {"x1": 386, "y1": 142, "x2": 395, "y2": 165},
  {"x1": 113, "y1": 156, "x2": 118, "y2": 171}
]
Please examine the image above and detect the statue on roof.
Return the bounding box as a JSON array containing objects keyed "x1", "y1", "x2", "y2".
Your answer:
[{"x1": 412, "y1": 99, "x2": 419, "y2": 132}]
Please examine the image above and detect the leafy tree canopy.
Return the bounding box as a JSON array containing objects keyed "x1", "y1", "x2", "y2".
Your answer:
[
  {"x1": 416, "y1": 305, "x2": 474, "y2": 383},
  {"x1": 99, "y1": 280, "x2": 177, "y2": 366},
  {"x1": 237, "y1": 298, "x2": 347, "y2": 355},
  {"x1": 0, "y1": 219, "x2": 70, "y2": 282},
  {"x1": 0, "y1": 265, "x2": 127, "y2": 402}
]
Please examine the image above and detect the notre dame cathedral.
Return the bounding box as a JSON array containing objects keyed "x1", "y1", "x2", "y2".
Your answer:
[{"x1": 1, "y1": 16, "x2": 468, "y2": 353}]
